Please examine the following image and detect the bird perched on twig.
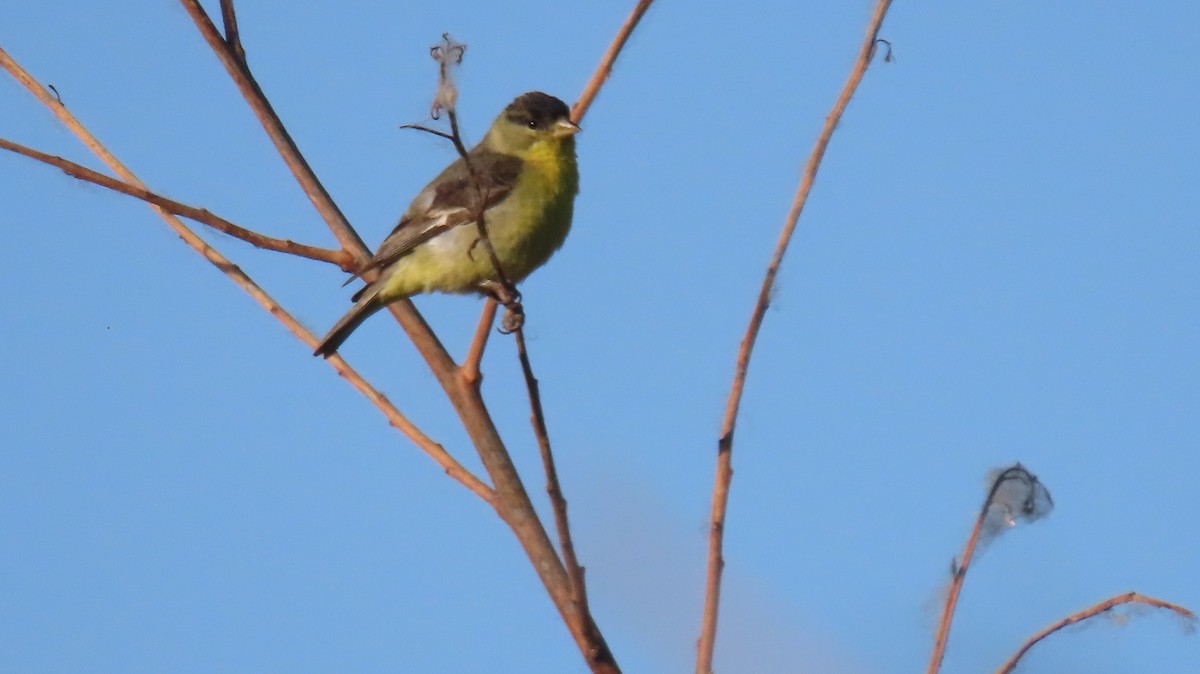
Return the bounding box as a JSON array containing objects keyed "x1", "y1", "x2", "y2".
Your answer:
[{"x1": 314, "y1": 91, "x2": 580, "y2": 357}]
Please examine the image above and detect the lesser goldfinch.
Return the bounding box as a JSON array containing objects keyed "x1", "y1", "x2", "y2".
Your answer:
[{"x1": 314, "y1": 91, "x2": 580, "y2": 357}]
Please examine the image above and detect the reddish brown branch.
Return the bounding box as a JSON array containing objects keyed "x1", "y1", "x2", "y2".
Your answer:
[
  {"x1": 462, "y1": 299, "x2": 498, "y2": 384},
  {"x1": 572, "y1": 0, "x2": 656, "y2": 123},
  {"x1": 995, "y1": 593, "x2": 1195, "y2": 674},
  {"x1": 695, "y1": 1, "x2": 895, "y2": 671},
  {"x1": 927, "y1": 485, "x2": 996, "y2": 673},
  {"x1": 0, "y1": 137, "x2": 352, "y2": 269}
]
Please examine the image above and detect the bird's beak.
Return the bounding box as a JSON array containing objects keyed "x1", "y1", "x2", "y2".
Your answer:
[{"x1": 552, "y1": 119, "x2": 582, "y2": 138}]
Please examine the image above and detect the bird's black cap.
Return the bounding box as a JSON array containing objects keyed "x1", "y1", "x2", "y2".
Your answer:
[{"x1": 504, "y1": 92, "x2": 571, "y2": 129}]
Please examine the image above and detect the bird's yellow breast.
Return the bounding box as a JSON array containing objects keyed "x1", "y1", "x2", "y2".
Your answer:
[{"x1": 378, "y1": 137, "x2": 577, "y2": 300}]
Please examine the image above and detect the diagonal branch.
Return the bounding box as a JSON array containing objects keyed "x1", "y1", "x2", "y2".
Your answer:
[
  {"x1": 994, "y1": 592, "x2": 1195, "y2": 674},
  {"x1": 927, "y1": 465, "x2": 1048, "y2": 674},
  {"x1": 0, "y1": 137, "x2": 352, "y2": 269},
  {"x1": 572, "y1": 0, "x2": 656, "y2": 123},
  {"x1": 514, "y1": 328, "x2": 591, "y2": 615},
  {"x1": 695, "y1": 1, "x2": 895, "y2": 671}
]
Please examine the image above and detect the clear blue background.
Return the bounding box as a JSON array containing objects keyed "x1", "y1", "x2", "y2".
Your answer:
[{"x1": 2, "y1": 1, "x2": 1197, "y2": 672}]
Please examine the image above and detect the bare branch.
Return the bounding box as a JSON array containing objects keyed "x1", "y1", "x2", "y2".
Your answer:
[
  {"x1": 995, "y1": 593, "x2": 1196, "y2": 674},
  {"x1": 0, "y1": 137, "x2": 352, "y2": 269},
  {"x1": 326, "y1": 352, "x2": 495, "y2": 504},
  {"x1": 572, "y1": 0, "x2": 657, "y2": 123},
  {"x1": 927, "y1": 465, "x2": 1053, "y2": 674},
  {"x1": 696, "y1": 1, "x2": 896, "y2": 671},
  {"x1": 514, "y1": 327, "x2": 591, "y2": 620},
  {"x1": 399, "y1": 123, "x2": 456, "y2": 142}
]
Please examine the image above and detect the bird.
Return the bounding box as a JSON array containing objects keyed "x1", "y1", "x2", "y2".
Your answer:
[{"x1": 314, "y1": 91, "x2": 580, "y2": 357}]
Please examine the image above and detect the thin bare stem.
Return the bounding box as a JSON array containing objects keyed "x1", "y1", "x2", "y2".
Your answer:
[
  {"x1": 326, "y1": 352, "x2": 494, "y2": 503},
  {"x1": 399, "y1": 123, "x2": 456, "y2": 142},
  {"x1": 0, "y1": 45, "x2": 492, "y2": 504},
  {"x1": 462, "y1": 299, "x2": 498, "y2": 385},
  {"x1": 218, "y1": 0, "x2": 246, "y2": 63},
  {"x1": 927, "y1": 494, "x2": 991, "y2": 674},
  {"x1": 514, "y1": 327, "x2": 590, "y2": 615},
  {"x1": 995, "y1": 593, "x2": 1196, "y2": 674},
  {"x1": 927, "y1": 465, "x2": 1046, "y2": 673},
  {"x1": 695, "y1": 2, "x2": 895, "y2": 671},
  {"x1": 572, "y1": 0, "x2": 656, "y2": 123},
  {"x1": 0, "y1": 137, "x2": 352, "y2": 269},
  {"x1": 445, "y1": 108, "x2": 516, "y2": 301}
]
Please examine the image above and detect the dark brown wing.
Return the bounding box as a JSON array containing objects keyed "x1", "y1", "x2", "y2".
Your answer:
[{"x1": 345, "y1": 150, "x2": 522, "y2": 284}]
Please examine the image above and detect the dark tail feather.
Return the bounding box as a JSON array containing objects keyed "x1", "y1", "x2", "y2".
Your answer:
[{"x1": 313, "y1": 285, "x2": 385, "y2": 357}]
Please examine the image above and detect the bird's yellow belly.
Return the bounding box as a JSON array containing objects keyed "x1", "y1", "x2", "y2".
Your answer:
[{"x1": 377, "y1": 159, "x2": 575, "y2": 301}]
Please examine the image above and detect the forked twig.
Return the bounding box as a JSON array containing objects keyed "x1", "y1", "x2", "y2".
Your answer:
[
  {"x1": 0, "y1": 137, "x2": 352, "y2": 269},
  {"x1": 218, "y1": 0, "x2": 246, "y2": 63},
  {"x1": 695, "y1": 1, "x2": 895, "y2": 671},
  {"x1": 994, "y1": 593, "x2": 1195, "y2": 674}
]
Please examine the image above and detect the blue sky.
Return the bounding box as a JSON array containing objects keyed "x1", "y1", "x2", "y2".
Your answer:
[{"x1": 2, "y1": 1, "x2": 1197, "y2": 672}]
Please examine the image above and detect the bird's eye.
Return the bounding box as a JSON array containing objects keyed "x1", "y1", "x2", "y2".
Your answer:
[{"x1": 527, "y1": 120, "x2": 538, "y2": 129}]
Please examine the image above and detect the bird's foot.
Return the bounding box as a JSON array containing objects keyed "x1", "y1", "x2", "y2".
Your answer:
[
  {"x1": 499, "y1": 303, "x2": 525, "y2": 334},
  {"x1": 480, "y1": 280, "x2": 525, "y2": 333}
]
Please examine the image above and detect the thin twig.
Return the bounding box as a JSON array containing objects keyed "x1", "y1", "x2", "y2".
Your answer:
[
  {"x1": 572, "y1": 0, "x2": 656, "y2": 123},
  {"x1": 0, "y1": 137, "x2": 352, "y2": 269},
  {"x1": 462, "y1": 299, "x2": 498, "y2": 384},
  {"x1": 927, "y1": 467, "x2": 1020, "y2": 674},
  {"x1": 994, "y1": 592, "x2": 1196, "y2": 674},
  {"x1": 218, "y1": 0, "x2": 246, "y2": 63},
  {"x1": 399, "y1": 123, "x2": 456, "y2": 142},
  {"x1": 695, "y1": 2, "x2": 895, "y2": 672},
  {"x1": 445, "y1": 108, "x2": 517, "y2": 303},
  {"x1": 0, "y1": 45, "x2": 492, "y2": 504},
  {"x1": 325, "y1": 352, "x2": 495, "y2": 503},
  {"x1": 514, "y1": 328, "x2": 590, "y2": 614}
]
